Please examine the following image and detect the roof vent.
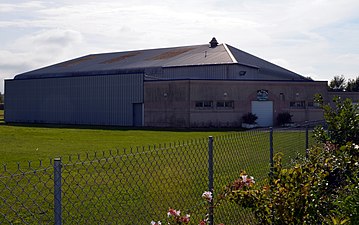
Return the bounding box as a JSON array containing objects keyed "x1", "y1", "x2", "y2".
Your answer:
[{"x1": 209, "y1": 37, "x2": 218, "y2": 48}]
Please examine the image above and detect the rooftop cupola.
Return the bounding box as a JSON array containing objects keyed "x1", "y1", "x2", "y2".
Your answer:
[{"x1": 209, "y1": 37, "x2": 218, "y2": 48}]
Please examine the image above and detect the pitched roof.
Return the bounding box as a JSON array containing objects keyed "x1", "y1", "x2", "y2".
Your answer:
[
  {"x1": 14, "y1": 40, "x2": 308, "y2": 81},
  {"x1": 226, "y1": 44, "x2": 305, "y2": 80}
]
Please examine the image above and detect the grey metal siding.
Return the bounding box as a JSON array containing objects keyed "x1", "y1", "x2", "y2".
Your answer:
[
  {"x1": 163, "y1": 65, "x2": 229, "y2": 80},
  {"x1": 162, "y1": 64, "x2": 260, "y2": 80},
  {"x1": 5, "y1": 74, "x2": 143, "y2": 126}
]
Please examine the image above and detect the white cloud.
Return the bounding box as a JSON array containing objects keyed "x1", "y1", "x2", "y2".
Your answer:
[
  {"x1": 11, "y1": 29, "x2": 83, "y2": 50},
  {"x1": 0, "y1": 29, "x2": 84, "y2": 86},
  {"x1": 0, "y1": 1, "x2": 45, "y2": 13},
  {"x1": 1, "y1": 0, "x2": 359, "y2": 92}
]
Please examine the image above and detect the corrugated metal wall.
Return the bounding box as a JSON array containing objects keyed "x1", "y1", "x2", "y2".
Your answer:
[
  {"x1": 163, "y1": 65, "x2": 229, "y2": 79},
  {"x1": 5, "y1": 74, "x2": 143, "y2": 126},
  {"x1": 162, "y1": 64, "x2": 259, "y2": 80}
]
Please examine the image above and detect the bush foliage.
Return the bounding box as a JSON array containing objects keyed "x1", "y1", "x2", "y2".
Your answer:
[
  {"x1": 226, "y1": 96, "x2": 359, "y2": 224},
  {"x1": 242, "y1": 113, "x2": 258, "y2": 124},
  {"x1": 276, "y1": 112, "x2": 292, "y2": 126}
]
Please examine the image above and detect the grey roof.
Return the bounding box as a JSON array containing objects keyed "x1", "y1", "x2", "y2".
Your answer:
[
  {"x1": 14, "y1": 41, "x2": 309, "y2": 81},
  {"x1": 226, "y1": 44, "x2": 305, "y2": 80}
]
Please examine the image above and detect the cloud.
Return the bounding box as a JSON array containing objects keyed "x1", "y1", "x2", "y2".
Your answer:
[
  {"x1": 12, "y1": 29, "x2": 83, "y2": 48},
  {"x1": 1, "y1": 0, "x2": 359, "y2": 92},
  {"x1": 0, "y1": 1, "x2": 45, "y2": 13},
  {"x1": 0, "y1": 29, "x2": 84, "y2": 80}
]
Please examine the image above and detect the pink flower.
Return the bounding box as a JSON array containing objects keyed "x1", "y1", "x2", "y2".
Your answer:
[
  {"x1": 199, "y1": 220, "x2": 207, "y2": 225},
  {"x1": 241, "y1": 175, "x2": 248, "y2": 183},
  {"x1": 241, "y1": 175, "x2": 255, "y2": 186},
  {"x1": 180, "y1": 214, "x2": 190, "y2": 223},
  {"x1": 202, "y1": 191, "x2": 213, "y2": 202},
  {"x1": 167, "y1": 208, "x2": 180, "y2": 217}
]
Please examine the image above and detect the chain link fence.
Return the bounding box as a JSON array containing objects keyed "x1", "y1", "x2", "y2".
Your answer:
[{"x1": 1, "y1": 125, "x2": 320, "y2": 224}]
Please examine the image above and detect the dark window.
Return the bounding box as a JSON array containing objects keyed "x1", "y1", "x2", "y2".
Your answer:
[
  {"x1": 203, "y1": 101, "x2": 213, "y2": 108},
  {"x1": 290, "y1": 101, "x2": 305, "y2": 108},
  {"x1": 216, "y1": 101, "x2": 234, "y2": 109},
  {"x1": 195, "y1": 101, "x2": 213, "y2": 109},
  {"x1": 195, "y1": 101, "x2": 204, "y2": 107}
]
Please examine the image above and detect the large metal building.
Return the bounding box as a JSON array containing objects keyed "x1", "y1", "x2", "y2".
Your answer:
[{"x1": 5, "y1": 38, "x2": 357, "y2": 127}]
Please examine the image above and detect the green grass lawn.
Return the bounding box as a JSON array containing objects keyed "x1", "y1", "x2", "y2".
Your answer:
[
  {"x1": 0, "y1": 110, "x2": 3, "y2": 123},
  {"x1": 0, "y1": 116, "x2": 312, "y2": 224},
  {"x1": 0, "y1": 123, "x2": 232, "y2": 166}
]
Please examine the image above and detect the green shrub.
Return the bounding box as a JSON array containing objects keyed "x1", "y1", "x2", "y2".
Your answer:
[
  {"x1": 276, "y1": 112, "x2": 292, "y2": 126},
  {"x1": 242, "y1": 113, "x2": 257, "y2": 124},
  {"x1": 227, "y1": 142, "x2": 358, "y2": 224},
  {"x1": 226, "y1": 96, "x2": 359, "y2": 224}
]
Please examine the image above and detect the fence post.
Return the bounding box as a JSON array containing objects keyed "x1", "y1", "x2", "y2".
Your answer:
[
  {"x1": 269, "y1": 127, "x2": 274, "y2": 175},
  {"x1": 305, "y1": 123, "x2": 309, "y2": 158},
  {"x1": 54, "y1": 158, "x2": 62, "y2": 225},
  {"x1": 269, "y1": 127, "x2": 274, "y2": 224},
  {"x1": 208, "y1": 136, "x2": 214, "y2": 225}
]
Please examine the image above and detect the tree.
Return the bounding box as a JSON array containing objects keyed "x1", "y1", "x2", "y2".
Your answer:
[
  {"x1": 346, "y1": 76, "x2": 359, "y2": 92},
  {"x1": 329, "y1": 75, "x2": 346, "y2": 91},
  {"x1": 0, "y1": 92, "x2": 3, "y2": 104},
  {"x1": 314, "y1": 94, "x2": 359, "y2": 145}
]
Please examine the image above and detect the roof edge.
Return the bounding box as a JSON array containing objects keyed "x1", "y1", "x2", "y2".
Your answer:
[{"x1": 223, "y1": 43, "x2": 238, "y2": 63}]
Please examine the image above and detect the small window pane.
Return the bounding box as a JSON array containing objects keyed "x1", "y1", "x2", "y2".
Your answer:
[
  {"x1": 216, "y1": 101, "x2": 234, "y2": 109},
  {"x1": 195, "y1": 101, "x2": 213, "y2": 109},
  {"x1": 290, "y1": 101, "x2": 305, "y2": 108},
  {"x1": 195, "y1": 102, "x2": 204, "y2": 107}
]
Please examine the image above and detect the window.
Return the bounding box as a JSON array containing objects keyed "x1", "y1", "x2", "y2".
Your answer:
[
  {"x1": 290, "y1": 101, "x2": 305, "y2": 108},
  {"x1": 307, "y1": 102, "x2": 320, "y2": 108},
  {"x1": 195, "y1": 101, "x2": 213, "y2": 109},
  {"x1": 216, "y1": 101, "x2": 234, "y2": 109}
]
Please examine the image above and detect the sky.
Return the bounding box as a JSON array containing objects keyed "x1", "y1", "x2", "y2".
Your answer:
[{"x1": 1, "y1": 0, "x2": 359, "y2": 93}]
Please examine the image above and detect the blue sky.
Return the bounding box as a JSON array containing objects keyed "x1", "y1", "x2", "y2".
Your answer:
[{"x1": 1, "y1": 0, "x2": 359, "y2": 93}]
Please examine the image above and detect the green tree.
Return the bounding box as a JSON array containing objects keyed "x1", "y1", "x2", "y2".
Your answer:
[
  {"x1": 329, "y1": 75, "x2": 346, "y2": 91},
  {"x1": 346, "y1": 76, "x2": 359, "y2": 92},
  {"x1": 314, "y1": 95, "x2": 359, "y2": 145}
]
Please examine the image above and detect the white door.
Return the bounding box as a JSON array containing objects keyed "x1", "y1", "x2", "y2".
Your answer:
[{"x1": 251, "y1": 101, "x2": 273, "y2": 127}]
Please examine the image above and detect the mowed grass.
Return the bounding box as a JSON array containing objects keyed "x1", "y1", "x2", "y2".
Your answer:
[
  {"x1": 0, "y1": 110, "x2": 3, "y2": 125},
  {"x1": 0, "y1": 122, "x2": 230, "y2": 167},
  {"x1": 0, "y1": 111, "x2": 313, "y2": 224}
]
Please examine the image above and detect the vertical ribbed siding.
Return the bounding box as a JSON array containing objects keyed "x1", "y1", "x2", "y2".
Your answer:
[
  {"x1": 163, "y1": 65, "x2": 229, "y2": 79},
  {"x1": 5, "y1": 74, "x2": 143, "y2": 126},
  {"x1": 161, "y1": 64, "x2": 260, "y2": 80}
]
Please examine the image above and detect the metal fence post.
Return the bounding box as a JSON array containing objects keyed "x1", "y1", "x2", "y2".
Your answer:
[
  {"x1": 305, "y1": 124, "x2": 309, "y2": 158},
  {"x1": 269, "y1": 127, "x2": 274, "y2": 224},
  {"x1": 269, "y1": 127, "x2": 274, "y2": 175},
  {"x1": 208, "y1": 136, "x2": 214, "y2": 225},
  {"x1": 54, "y1": 158, "x2": 62, "y2": 225}
]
